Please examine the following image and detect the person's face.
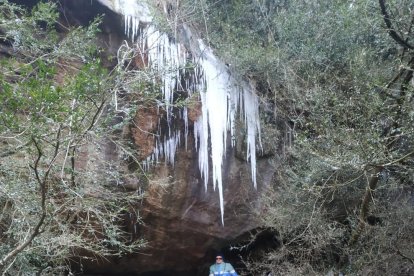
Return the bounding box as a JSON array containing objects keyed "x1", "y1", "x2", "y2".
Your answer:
[{"x1": 216, "y1": 256, "x2": 223, "y2": 264}]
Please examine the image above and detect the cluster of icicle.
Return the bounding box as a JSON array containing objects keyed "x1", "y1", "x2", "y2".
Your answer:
[{"x1": 118, "y1": 0, "x2": 261, "y2": 225}]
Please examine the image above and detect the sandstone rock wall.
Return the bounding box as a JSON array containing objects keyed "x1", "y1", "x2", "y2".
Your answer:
[{"x1": 6, "y1": 1, "x2": 279, "y2": 274}]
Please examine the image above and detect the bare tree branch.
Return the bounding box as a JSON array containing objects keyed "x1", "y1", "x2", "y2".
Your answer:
[
  {"x1": 379, "y1": 0, "x2": 414, "y2": 50},
  {"x1": 0, "y1": 128, "x2": 62, "y2": 272},
  {"x1": 349, "y1": 166, "x2": 382, "y2": 245},
  {"x1": 0, "y1": 139, "x2": 46, "y2": 271}
]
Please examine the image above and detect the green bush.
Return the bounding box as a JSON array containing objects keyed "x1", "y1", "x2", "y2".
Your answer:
[
  {"x1": 0, "y1": 1, "x2": 145, "y2": 274},
  {"x1": 189, "y1": 0, "x2": 414, "y2": 274}
]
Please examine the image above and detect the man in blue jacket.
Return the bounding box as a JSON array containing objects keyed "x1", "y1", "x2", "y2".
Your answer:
[{"x1": 209, "y1": 253, "x2": 238, "y2": 276}]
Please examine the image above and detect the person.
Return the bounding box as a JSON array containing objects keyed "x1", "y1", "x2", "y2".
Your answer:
[{"x1": 209, "y1": 253, "x2": 238, "y2": 276}]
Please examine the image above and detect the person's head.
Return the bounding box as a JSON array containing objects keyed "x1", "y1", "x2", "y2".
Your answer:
[{"x1": 215, "y1": 253, "x2": 224, "y2": 264}]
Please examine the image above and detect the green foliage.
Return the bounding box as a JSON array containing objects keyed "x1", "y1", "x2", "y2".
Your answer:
[
  {"x1": 0, "y1": 1, "x2": 59, "y2": 54},
  {"x1": 192, "y1": 0, "x2": 414, "y2": 274},
  {"x1": 0, "y1": 1, "x2": 145, "y2": 274}
]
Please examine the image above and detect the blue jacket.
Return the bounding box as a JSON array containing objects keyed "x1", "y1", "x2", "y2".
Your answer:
[{"x1": 209, "y1": 262, "x2": 238, "y2": 276}]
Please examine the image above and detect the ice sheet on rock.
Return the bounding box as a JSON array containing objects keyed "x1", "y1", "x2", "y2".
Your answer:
[{"x1": 118, "y1": 2, "x2": 262, "y2": 225}]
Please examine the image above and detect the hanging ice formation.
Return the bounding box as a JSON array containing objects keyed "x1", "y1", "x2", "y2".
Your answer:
[{"x1": 117, "y1": 0, "x2": 261, "y2": 225}]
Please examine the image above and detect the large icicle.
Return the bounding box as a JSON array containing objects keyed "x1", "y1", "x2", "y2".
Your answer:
[
  {"x1": 242, "y1": 82, "x2": 262, "y2": 188},
  {"x1": 118, "y1": 1, "x2": 262, "y2": 225},
  {"x1": 195, "y1": 41, "x2": 230, "y2": 224},
  {"x1": 194, "y1": 41, "x2": 261, "y2": 224},
  {"x1": 194, "y1": 91, "x2": 209, "y2": 190},
  {"x1": 144, "y1": 26, "x2": 187, "y2": 124}
]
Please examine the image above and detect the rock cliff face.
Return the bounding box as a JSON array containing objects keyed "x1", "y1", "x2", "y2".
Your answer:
[
  {"x1": 87, "y1": 139, "x2": 275, "y2": 275},
  {"x1": 13, "y1": 0, "x2": 278, "y2": 274}
]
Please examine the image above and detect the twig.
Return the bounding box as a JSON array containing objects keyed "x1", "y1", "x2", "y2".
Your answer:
[
  {"x1": 379, "y1": 0, "x2": 414, "y2": 49},
  {"x1": 0, "y1": 138, "x2": 47, "y2": 271},
  {"x1": 394, "y1": 247, "x2": 414, "y2": 264},
  {"x1": 349, "y1": 166, "x2": 382, "y2": 245}
]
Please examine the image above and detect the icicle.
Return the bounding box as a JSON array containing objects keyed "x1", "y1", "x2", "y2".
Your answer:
[
  {"x1": 131, "y1": 17, "x2": 139, "y2": 42},
  {"x1": 117, "y1": 2, "x2": 262, "y2": 226},
  {"x1": 124, "y1": 15, "x2": 129, "y2": 37},
  {"x1": 183, "y1": 107, "x2": 188, "y2": 150},
  {"x1": 195, "y1": 90, "x2": 209, "y2": 191},
  {"x1": 193, "y1": 40, "x2": 230, "y2": 224},
  {"x1": 242, "y1": 83, "x2": 262, "y2": 188},
  {"x1": 228, "y1": 86, "x2": 240, "y2": 147}
]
